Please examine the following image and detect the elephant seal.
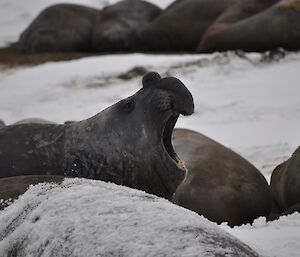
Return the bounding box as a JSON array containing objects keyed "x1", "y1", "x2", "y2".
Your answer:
[
  {"x1": 19, "y1": 4, "x2": 100, "y2": 53},
  {"x1": 0, "y1": 175, "x2": 65, "y2": 210},
  {"x1": 172, "y1": 129, "x2": 272, "y2": 226},
  {"x1": 197, "y1": 0, "x2": 300, "y2": 52},
  {"x1": 0, "y1": 72, "x2": 194, "y2": 200},
  {"x1": 137, "y1": 0, "x2": 238, "y2": 51},
  {"x1": 91, "y1": 0, "x2": 161, "y2": 52},
  {"x1": 270, "y1": 146, "x2": 300, "y2": 216},
  {"x1": 197, "y1": 0, "x2": 279, "y2": 51}
]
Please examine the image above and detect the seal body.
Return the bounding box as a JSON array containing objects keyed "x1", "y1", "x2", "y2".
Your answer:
[
  {"x1": 270, "y1": 146, "x2": 300, "y2": 216},
  {"x1": 137, "y1": 0, "x2": 238, "y2": 51},
  {"x1": 0, "y1": 175, "x2": 65, "y2": 210},
  {"x1": 91, "y1": 0, "x2": 161, "y2": 52},
  {"x1": 0, "y1": 73, "x2": 194, "y2": 200},
  {"x1": 172, "y1": 129, "x2": 272, "y2": 226},
  {"x1": 19, "y1": 4, "x2": 100, "y2": 53},
  {"x1": 197, "y1": 0, "x2": 300, "y2": 52}
]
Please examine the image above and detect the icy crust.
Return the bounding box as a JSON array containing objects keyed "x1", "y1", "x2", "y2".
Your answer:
[
  {"x1": 0, "y1": 178, "x2": 260, "y2": 257},
  {"x1": 222, "y1": 213, "x2": 300, "y2": 257}
]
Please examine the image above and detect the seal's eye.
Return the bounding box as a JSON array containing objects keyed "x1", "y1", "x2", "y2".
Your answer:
[{"x1": 121, "y1": 98, "x2": 135, "y2": 112}]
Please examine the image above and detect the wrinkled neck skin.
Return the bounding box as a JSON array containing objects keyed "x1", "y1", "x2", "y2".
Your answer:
[{"x1": 63, "y1": 90, "x2": 185, "y2": 200}]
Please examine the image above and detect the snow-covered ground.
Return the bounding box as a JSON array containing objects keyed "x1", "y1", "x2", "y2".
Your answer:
[{"x1": 1, "y1": 1, "x2": 300, "y2": 257}]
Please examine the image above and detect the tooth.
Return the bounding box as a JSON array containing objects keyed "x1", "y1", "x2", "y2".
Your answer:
[
  {"x1": 172, "y1": 111, "x2": 179, "y2": 116},
  {"x1": 176, "y1": 160, "x2": 185, "y2": 168}
]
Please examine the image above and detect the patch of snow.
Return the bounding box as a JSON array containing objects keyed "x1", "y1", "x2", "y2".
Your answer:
[{"x1": 221, "y1": 213, "x2": 300, "y2": 257}]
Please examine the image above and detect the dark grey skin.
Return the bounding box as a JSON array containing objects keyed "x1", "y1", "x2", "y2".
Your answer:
[
  {"x1": 172, "y1": 129, "x2": 272, "y2": 227},
  {"x1": 19, "y1": 4, "x2": 100, "y2": 53},
  {"x1": 0, "y1": 72, "x2": 194, "y2": 200},
  {"x1": 197, "y1": 0, "x2": 300, "y2": 52},
  {"x1": 0, "y1": 120, "x2": 5, "y2": 128},
  {"x1": 91, "y1": 0, "x2": 161, "y2": 52},
  {"x1": 0, "y1": 175, "x2": 65, "y2": 210},
  {"x1": 269, "y1": 146, "x2": 300, "y2": 218},
  {"x1": 136, "y1": 0, "x2": 238, "y2": 51}
]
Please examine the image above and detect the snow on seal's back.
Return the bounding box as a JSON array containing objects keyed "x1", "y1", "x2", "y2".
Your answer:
[{"x1": 0, "y1": 178, "x2": 261, "y2": 257}]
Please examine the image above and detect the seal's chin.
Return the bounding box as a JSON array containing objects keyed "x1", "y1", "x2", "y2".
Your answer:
[{"x1": 162, "y1": 112, "x2": 185, "y2": 169}]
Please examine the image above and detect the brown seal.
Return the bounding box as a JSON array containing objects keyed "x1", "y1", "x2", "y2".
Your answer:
[
  {"x1": 172, "y1": 128, "x2": 272, "y2": 226},
  {"x1": 197, "y1": 0, "x2": 300, "y2": 52},
  {"x1": 92, "y1": 0, "x2": 161, "y2": 52},
  {"x1": 137, "y1": 0, "x2": 238, "y2": 51},
  {"x1": 19, "y1": 4, "x2": 100, "y2": 53},
  {"x1": 0, "y1": 175, "x2": 65, "y2": 210},
  {"x1": 269, "y1": 146, "x2": 300, "y2": 218}
]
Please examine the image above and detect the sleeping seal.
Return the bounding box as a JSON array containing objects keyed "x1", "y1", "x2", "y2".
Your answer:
[
  {"x1": 270, "y1": 146, "x2": 300, "y2": 217},
  {"x1": 92, "y1": 0, "x2": 161, "y2": 52},
  {"x1": 19, "y1": 4, "x2": 100, "y2": 53},
  {"x1": 137, "y1": 0, "x2": 238, "y2": 51},
  {"x1": 197, "y1": 0, "x2": 300, "y2": 52},
  {"x1": 172, "y1": 128, "x2": 272, "y2": 226},
  {"x1": 0, "y1": 72, "x2": 194, "y2": 200}
]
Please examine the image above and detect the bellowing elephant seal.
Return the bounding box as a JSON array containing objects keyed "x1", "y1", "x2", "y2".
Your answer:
[
  {"x1": 270, "y1": 146, "x2": 300, "y2": 217},
  {"x1": 0, "y1": 72, "x2": 194, "y2": 200},
  {"x1": 197, "y1": 0, "x2": 300, "y2": 52},
  {"x1": 92, "y1": 0, "x2": 161, "y2": 52},
  {"x1": 137, "y1": 0, "x2": 238, "y2": 51},
  {"x1": 19, "y1": 4, "x2": 100, "y2": 53},
  {"x1": 172, "y1": 129, "x2": 272, "y2": 226}
]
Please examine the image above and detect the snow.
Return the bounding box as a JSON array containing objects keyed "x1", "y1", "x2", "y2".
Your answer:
[
  {"x1": 221, "y1": 214, "x2": 300, "y2": 257},
  {"x1": 1, "y1": 0, "x2": 300, "y2": 256},
  {"x1": 0, "y1": 178, "x2": 260, "y2": 257}
]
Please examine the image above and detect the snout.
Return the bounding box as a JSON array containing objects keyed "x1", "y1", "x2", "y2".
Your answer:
[
  {"x1": 142, "y1": 72, "x2": 194, "y2": 116},
  {"x1": 160, "y1": 77, "x2": 194, "y2": 116}
]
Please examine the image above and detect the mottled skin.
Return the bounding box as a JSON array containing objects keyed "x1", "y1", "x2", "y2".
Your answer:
[
  {"x1": 137, "y1": 0, "x2": 238, "y2": 51},
  {"x1": 19, "y1": 4, "x2": 100, "y2": 53},
  {"x1": 0, "y1": 73, "x2": 194, "y2": 200},
  {"x1": 197, "y1": 0, "x2": 300, "y2": 52},
  {"x1": 172, "y1": 129, "x2": 272, "y2": 226},
  {"x1": 92, "y1": 0, "x2": 161, "y2": 52},
  {"x1": 270, "y1": 146, "x2": 300, "y2": 217}
]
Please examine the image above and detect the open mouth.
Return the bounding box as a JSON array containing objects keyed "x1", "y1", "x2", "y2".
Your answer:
[{"x1": 162, "y1": 111, "x2": 185, "y2": 169}]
